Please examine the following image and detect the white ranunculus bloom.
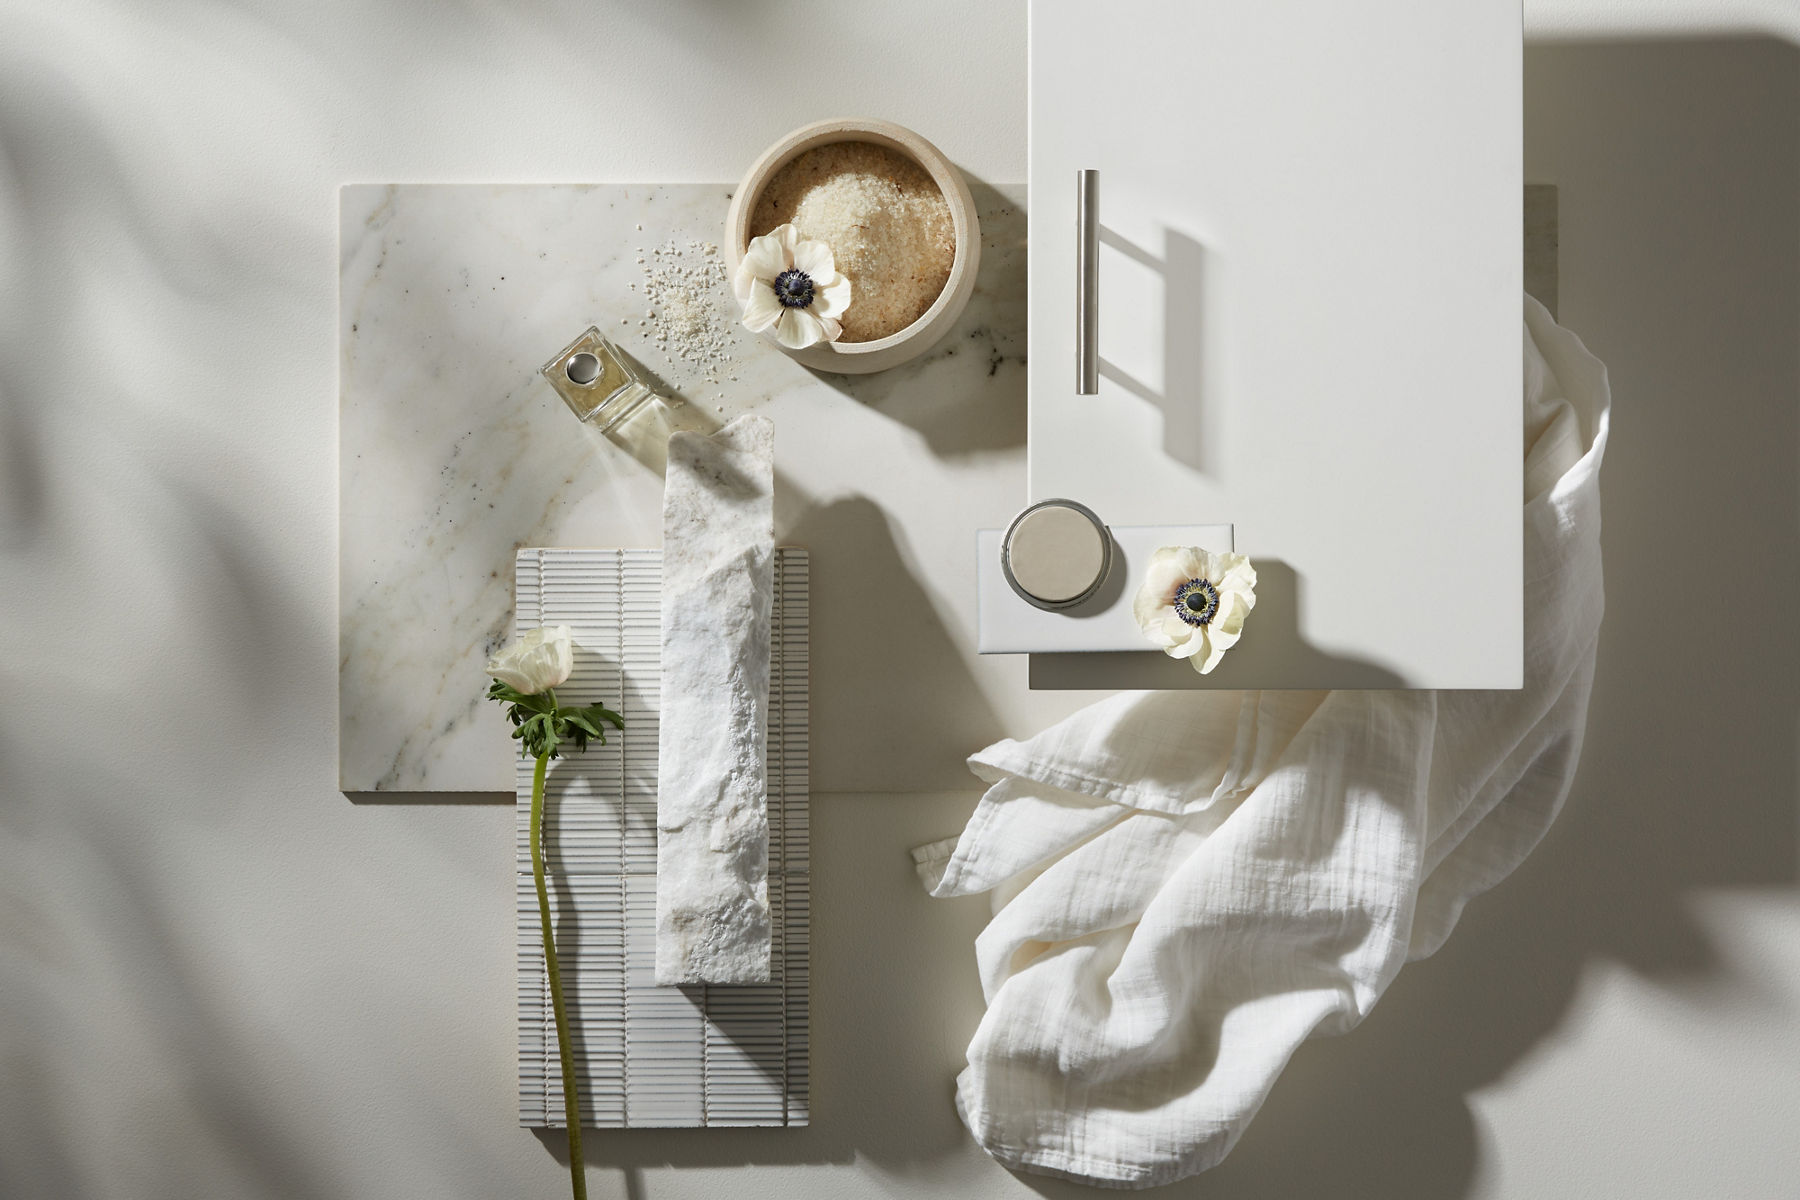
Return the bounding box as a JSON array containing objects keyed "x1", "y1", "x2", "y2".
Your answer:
[
  {"x1": 733, "y1": 223, "x2": 853, "y2": 350},
  {"x1": 1132, "y1": 546, "x2": 1258, "y2": 675},
  {"x1": 487, "y1": 625, "x2": 575, "y2": 695}
]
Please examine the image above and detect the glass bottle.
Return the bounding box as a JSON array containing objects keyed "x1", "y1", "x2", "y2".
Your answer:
[{"x1": 540, "y1": 325, "x2": 654, "y2": 432}]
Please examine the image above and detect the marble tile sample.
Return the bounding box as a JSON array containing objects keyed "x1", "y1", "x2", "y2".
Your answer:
[
  {"x1": 340, "y1": 182, "x2": 1057, "y2": 795},
  {"x1": 656, "y1": 416, "x2": 775, "y2": 985}
]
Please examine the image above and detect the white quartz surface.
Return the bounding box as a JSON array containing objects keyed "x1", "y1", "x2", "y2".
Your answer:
[{"x1": 341, "y1": 180, "x2": 1103, "y2": 793}]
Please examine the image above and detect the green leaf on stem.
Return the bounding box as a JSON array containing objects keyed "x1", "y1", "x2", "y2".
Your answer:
[{"x1": 488, "y1": 676, "x2": 622, "y2": 762}]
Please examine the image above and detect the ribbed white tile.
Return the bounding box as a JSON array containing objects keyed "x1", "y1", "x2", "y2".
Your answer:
[{"x1": 516, "y1": 547, "x2": 809, "y2": 1128}]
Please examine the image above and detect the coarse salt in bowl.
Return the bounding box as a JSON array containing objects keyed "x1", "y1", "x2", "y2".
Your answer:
[{"x1": 726, "y1": 118, "x2": 981, "y2": 375}]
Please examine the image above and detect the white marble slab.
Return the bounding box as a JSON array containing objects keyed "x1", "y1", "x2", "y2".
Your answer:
[{"x1": 340, "y1": 182, "x2": 1073, "y2": 793}]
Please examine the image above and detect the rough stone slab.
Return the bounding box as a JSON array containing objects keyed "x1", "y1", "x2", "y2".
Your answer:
[{"x1": 656, "y1": 415, "x2": 775, "y2": 985}]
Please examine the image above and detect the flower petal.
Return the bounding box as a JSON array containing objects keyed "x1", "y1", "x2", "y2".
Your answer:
[
  {"x1": 1133, "y1": 587, "x2": 1170, "y2": 635},
  {"x1": 1212, "y1": 591, "x2": 1252, "y2": 637},
  {"x1": 791, "y1": 236, "x2": 836, "y2": 282},
  {"x1": 1215, "y1": 553, "x2": 1258, "y2": 593},
  {"x1": 816, "y1": 315, "x2": 842, "y2": 342},
  {"x1": 1160, "y1": 609, "x2": 1197, "y2": 644},
  {"x1": 1144, "y1": 545, "x2": 1186, "y2": 574},
  {"x1": 811, "y1": 275, "x2": 853, "y2": 320},
  {"x1": 1136, "y1": 548, "x2": 1196, "y2": 645},
  {"x1": 1194, "y1": 637, "x2": 1229, "y2": 674},
  {"x1": 1219, "y1": 580, "x2": 1257, "y2": 611},
  {"x1": 487, "y1": 662, "x2": 532, "y2": 692},
  {"x1": 1135, "y1": 579, "x2": 1179, "y2": 630},
  {"x1": 740, "y1": 226, "x2": 792, "y2": 284},
  {"x1": 1142, "y1": 558, "x2": 1188, "y2": 602},
  {"x1": 1168, "y1": 626, "x2": 1209, "y2": 659},
  {"x1": 739, "y1": 280, "x2": 783, "y2": 332},
  {"x1": 776, "y1": 306, "x2": 824, "y2": 349},
  {"x1": 1174, "y1": 546, "x2": 1212, "y2": 581},
  {"x1": 1138, "y1": 615, "x2": 1177, "y2": 649},
  {"x1": 488, "y1": 625, "x2": 574, "y2": 693}
]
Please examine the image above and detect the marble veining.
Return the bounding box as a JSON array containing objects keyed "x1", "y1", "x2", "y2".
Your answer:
[{"x1": 339, "y1": 183, "x2": 1032, "y2": 792}]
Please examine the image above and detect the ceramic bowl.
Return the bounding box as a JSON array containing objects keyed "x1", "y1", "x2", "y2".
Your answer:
[{"x1": 725, "y1": 117, "x2": 980, "y2": 375}]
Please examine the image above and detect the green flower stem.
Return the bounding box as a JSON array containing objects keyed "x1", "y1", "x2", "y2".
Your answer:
[{"x1": 530, "y1": 750, "x2": 587, "y2": 1200}]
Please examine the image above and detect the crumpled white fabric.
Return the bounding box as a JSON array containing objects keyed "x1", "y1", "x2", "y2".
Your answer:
[{"x1": 915, "y1": 295, "x2": 1609, "y2": 1188}]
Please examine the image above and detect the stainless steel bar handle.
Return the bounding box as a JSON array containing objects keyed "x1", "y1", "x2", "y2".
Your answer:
[{"x1": 1076, "y1": 169, "x2": 1099, "y2": 394}]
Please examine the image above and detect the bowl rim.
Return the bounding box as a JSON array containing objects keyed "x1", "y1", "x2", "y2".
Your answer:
[{"x1": 725, "y1": 117, "x2": 979, "y2": 357}]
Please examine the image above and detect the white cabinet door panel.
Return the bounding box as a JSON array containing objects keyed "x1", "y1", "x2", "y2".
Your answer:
[{"x1": 1028, "y1": 0, "x2": 1522, "y2": 688}]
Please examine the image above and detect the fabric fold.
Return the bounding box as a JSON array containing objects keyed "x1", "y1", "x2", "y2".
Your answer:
[{"x1": 925, "y1": 296, "x2": 1610, "y2": 1187}]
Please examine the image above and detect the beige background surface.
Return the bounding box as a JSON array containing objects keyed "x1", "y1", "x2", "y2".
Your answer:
[{"x1": 2, "y1": 3, "x2": 1797, "y2": 1198}]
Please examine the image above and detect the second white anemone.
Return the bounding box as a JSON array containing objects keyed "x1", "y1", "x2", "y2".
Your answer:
[
  {"x1": 734, "y1": 223, "x2": 853, "y2": 350},
  {"x1": 1133, "y1": 546, "x2": 1258, "y2": 675}
]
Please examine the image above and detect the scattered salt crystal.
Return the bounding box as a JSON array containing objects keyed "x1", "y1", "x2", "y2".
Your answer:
[{"x1": 638, "y1": 239, "x2": 740, "y2": 379}]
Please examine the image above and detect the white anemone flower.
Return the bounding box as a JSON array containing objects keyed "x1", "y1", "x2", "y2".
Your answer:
[
  {"x1": 733, "y1": 223, "x2": 852, "y2": 349},
  {"x1": 486, "y1": 625, "x2": 575, "y2": 695},
  {"x1": 1133, "y1": 547, "x2": 1258, "y2": 675}
]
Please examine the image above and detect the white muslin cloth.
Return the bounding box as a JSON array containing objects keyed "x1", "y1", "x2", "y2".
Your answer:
[{"x1": 915, "y1": 296, "x2": 1610, "y2": 1188}]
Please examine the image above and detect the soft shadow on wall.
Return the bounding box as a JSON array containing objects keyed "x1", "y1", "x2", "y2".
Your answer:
[{"x1": 1020, "y1": 36, "x2": 1800, "y2": 1200}]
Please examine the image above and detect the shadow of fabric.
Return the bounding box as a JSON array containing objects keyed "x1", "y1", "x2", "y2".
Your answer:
[{"x1": 1021, "y1": 35, "x2": 1800, "y2": 1199}]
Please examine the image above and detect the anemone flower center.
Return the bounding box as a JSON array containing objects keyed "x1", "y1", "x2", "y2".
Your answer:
[
  {"x1": 773, "y1": 268, "x2": 815, "y2": 309},
  {"x1": 1173, "y1": 578, "x2": 1220, "y2": 627}
]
